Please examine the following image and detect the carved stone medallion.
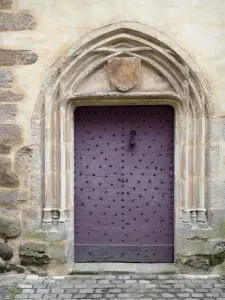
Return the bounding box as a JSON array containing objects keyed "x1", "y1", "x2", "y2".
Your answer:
[{"x1": 107, "y1": 57, "x2": 141, "y2": 91}]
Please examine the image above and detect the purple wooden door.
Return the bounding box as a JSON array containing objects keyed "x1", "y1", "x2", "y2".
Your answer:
[{"x1": 74, "y1": 105, "x2": 174, "y2": 263}]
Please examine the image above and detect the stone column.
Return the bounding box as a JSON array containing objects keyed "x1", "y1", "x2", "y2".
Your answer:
[
  {"x1": 43, "y1": 95, "x2": 54, "y2": 225},
  {"x1": 58, "y1": 102, "x2": 67, "y2": 222}
]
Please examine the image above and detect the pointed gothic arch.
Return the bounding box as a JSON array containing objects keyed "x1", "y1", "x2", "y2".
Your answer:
[{"x1": 32, "y1": 22, "x2": 213, "y2": 246}]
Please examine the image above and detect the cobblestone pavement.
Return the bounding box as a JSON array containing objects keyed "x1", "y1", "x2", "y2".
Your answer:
[
  {"x1": 0, "y1": 274, "x2": 224, "y2": 300},
  {"x1": 0, "y1": 274, "x2": 26, "y2": 300}
]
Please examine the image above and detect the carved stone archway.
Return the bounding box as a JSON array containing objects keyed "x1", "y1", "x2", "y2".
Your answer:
[{"x1": 31, "y1": 22, "x2": 213, "y2": 258}]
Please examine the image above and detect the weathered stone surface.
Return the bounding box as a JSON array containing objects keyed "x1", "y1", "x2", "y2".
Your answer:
[
  {"x1": 0, "y1": 153, "x2": 25, "y2": 190},
  {"x1": 15, "y1": 146, "x2": 33, "y2": 172},
  {"x1": 19, "y1": 244, "x2": 50, "y2": 266},
  {"x1": 0, "y1": 207, "x2": 17, "y2": 216},
  {"x1": 0, "y1": 144, "x2": 10, "y2": 154},
  {"x1": 0, "y1": 90, "x2": 24, "y2": 102},
  {"x1": 138, "y1": 63, "x2": 173, "y2": 92},
  {"x1": 207, "y1": 179, "x2": 225, "y2": 208},
  {"x1": 0, "y1": 0, "x2": 12, "y2": 9},
  {"x1": 77, "y1": 64, "x2": 173, "y2": 94},
  {"x1": 176, "y1": 237, "x2": 210, "y2": 256},
  {"x1": 0, "y1": 69, "x2": 12, "y2": 88},
  {"x1": 0, "y1": 50, "x2": 38, "y2": 66},
  {"x1": 0, "y1": 242, "x2": 13, "y2": 261},
  {"x1": 209, "y1": 117, "x2": 225, "y2": 142},
  {"x1": 0, "y1": 125, "x2": 22, "y2": 145},
  {"x1": 22, "y1": 207, "x2": 42, "y2": 234},
  {"x1": 0, "y1": 190, "x2": 27, "y2": 206},
  {"x1": 31, "y1": 120, "x2": 42, "y2": 144},
  {"x1": 0, "y1": 214, "x2": 21, "y2": 239},
  {"x1": 107, "y1": 57, "x2": 141, "y2": 91},
  {"x1": 77, "y1": 66, "x2": 112, "y2": 93},
  {"x1": 0, "y1": 157, "x2": 10, "y2": 169},
  {"x1": 30, "y1": 147, "x2": 41, "y2": 170},
  {"x1": 184, "y1": 256, "x2": 211, "y2": 271},
  {"x1": 213, "y1": 241, "x2": 225, "y2": 254},
  {"x1": 0, "y1": 262, "x2": 24, "y2": 273},
  {"x1": 0, "y1": 172, "x2": 19, "y2": 187},
  {"x1": 0, "y1": 13, "x2": 36, "y2": 31},
  {"x1": 0, "y1": 104, "x2": 16, "y2": 122},
  {"x1": 48, "y1": 243, "x2": 67, "y2": 262},
  {"x1": 0, "y1": 157, "x2": 18, "y2": 187},
  {"x1": 207, "y1": 144, "x2": 220, "y2": 178},
  {"x1": 209, "y1": 208, "x2": 225, "y2": 236},
  {"x1": 177, "y1": 252, "x2": 225, "y2": 272},
  {"x1": 30, "y1": 172, "x2": 43, "y2": 205},
  {"x1": 0, "y1": 170, "x2": 19, "y2": 188}
]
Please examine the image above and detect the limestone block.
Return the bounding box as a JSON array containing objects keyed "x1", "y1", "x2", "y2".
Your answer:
[
  {"x1": 208, "y1": 208, "x2": 225, "y2": 236},
  {"x1": 0, "y1": 157, "x2": 10, "y2": 170},
  {"x1": 207, "y1": 179, "x2": 225, "y2": 208},
  {"x1": 212, "y1": 241, "x2": 225, "y2": 255},
  {"x1": 31, "y1": 147, "x2": 42, "y2": 170},
  {"x1": 209, "y1": 117, "x2": 225, "y2": 142},
  {"x1": 0, "y1": 171, "x2": 19, "y2": 188},
  {"x1": 0, "y1": 214, "x2": 21, "y2": 238},
  {"x1": 176, "y1": 239, "x2": 225, "y2": 272},
  {"x1": 25, "y1": 227, "x2": 67, "y2": 242},
  {"x1": 178, "y1": 256, "x2": 211, "y2": 271},
  {"x1": 22, "y1": 207, "x2": 42, "y2": 233},
  {"x1": 137, "y1": 63, "x2": 173, "y2": 92},
  {"x1": 19, "y1": 243, "x2": 50, "y2": 266},
  {"x1": 175, "y1": 237, "x2": 210, "y2": 256},
  {"x1": 24, "y1": 230, "x2": 46, "y2": 241},
  {"x1": 0, "y1": 189, "x2": 27, "y2": 206},
  {"x1": 0, "y1": 104, "x2": 16, "y2": 122},
  {"x1": 0, "y1": 91, "x2": 24, "y2": 102},
  {"x1": 0, "y1": 207, "x2": 17, "y2": 216},
  {"x1": 30, "y1": 172, "x2": 43, "y2": 205},
  {"x1": 76, "y1": 67, "x2": 111, "y2": 93},
  {"x1": 1, "y1": 34, "x2": 33, "y2": 50},
  {"x1": 207, "y1": 141, "x2": 225, "y2": 181},
  {"x1": 0, "y1": 13, "x2": 35, "y2": 31},
  {"x1": 30, "y1": 120, "x2": 42, "y2": 145},
  {"x1": 15, "y1": 146, "x2": 33, "y2": 172},
  {"x1": 0, "y1": 0, "x2": 12, "y2": 9},
  {"x1": 0, "y1": 242, "x2": 13, "y2": 261},
  {"x1": 0, "y1": 144, "x2": 10, "y2": 154},
  {"x1": 0, "y1": 124, "x2": 22, "y2": 145},
  {"x1": 77, "y1": 64, "x2": 173, "y2": 94},
  {"x1": 0, "y1": 50, "x2": 38, "y2": 66},
  {"x1": 48, "y1": 243, "x2": 67, "y2": 262},
  {"x1": 0, "y1": 263, "x2": 24, "y2": 273},
  {"x1": 207, "y1": 144, "x2": 219, "y2": 178},
  {"x1": 0, "y1": 69, "x2": 12, "y2": 88},
  {"x1": 0, "y1": 157, "x2": 19, "y2": 188}
]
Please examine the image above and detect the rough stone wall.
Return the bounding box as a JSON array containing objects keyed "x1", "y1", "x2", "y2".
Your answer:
[
  {"x1": 0, "y1": 0, "x2": 38, "y2": 273},
  {"x1": 0, "y1": 0, "x2": 224, "y2": 274}
]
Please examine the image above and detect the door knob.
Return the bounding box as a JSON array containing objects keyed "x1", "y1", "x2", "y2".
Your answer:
[{"x1": 130, "y1": 130, "x2": 136, "y2": 146}]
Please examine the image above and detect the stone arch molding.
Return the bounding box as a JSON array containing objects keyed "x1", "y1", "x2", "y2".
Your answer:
[{"x1": 32, "y1": 22, "x2": 213, "y2": 234}]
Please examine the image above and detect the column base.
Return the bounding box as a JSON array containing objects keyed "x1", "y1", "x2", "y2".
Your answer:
[
  {"x1": 42, "y1": 208, "x2": 53, "y2": 223},
  {"x1": 177, "y1": 210, "x2": 212, "y2": 238},
  {"x1": 42, "y1": 208, "x2": 68, "y2": 231}
]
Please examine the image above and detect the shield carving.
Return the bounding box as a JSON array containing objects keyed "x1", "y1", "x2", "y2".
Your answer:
[{"x1": 107, "y1": 57, "x2": 141, "y2": 92}]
